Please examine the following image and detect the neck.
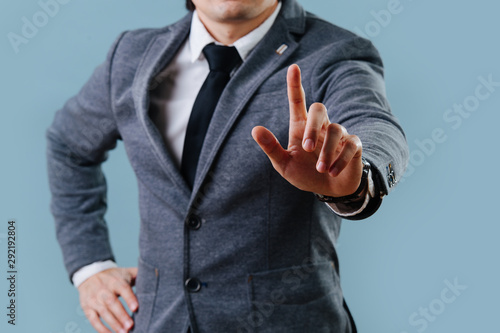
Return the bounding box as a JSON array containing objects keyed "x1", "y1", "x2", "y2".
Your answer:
[{"x1": 197, "y1": 2, "x2": 279, "y2": 45}]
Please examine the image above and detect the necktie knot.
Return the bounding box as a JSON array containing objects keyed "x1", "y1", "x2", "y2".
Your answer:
[{"x1": 203, "y1": 44, "x2": 241, "y2": 73}]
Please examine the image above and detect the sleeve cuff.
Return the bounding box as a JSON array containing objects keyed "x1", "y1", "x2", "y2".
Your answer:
[{"x1": 72, "y1": 260, "x2": 118, "y2": 288}]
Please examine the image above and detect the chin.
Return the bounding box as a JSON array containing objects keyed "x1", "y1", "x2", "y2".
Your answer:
[{"x1": 216, "y1": 4, "x2": 256, "y2": 21}]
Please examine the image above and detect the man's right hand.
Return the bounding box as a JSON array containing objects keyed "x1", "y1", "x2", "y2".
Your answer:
[{"x1": 78, "y1": 267, "x2": 138, "y2": 333}]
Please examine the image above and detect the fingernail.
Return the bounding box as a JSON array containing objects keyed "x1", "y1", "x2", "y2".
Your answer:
[
  {"x1": 119, "y1": 329, "x2": 127, "y2": 333},
  {"x1": 303, "y1": 139, "x2": 314, "y2": 151},
  {"x1": 317, "y1": 162, "x2": 326, "y2": 173},
  {"x1": 126, "y1": 319, "x2": 134, "y2": 328},
  {"x1": 131, "y1": 302, "x2": 138, "y2": 311},
  {"x1": 330, "y1": 167, "x2": 339, "y2": 177}
]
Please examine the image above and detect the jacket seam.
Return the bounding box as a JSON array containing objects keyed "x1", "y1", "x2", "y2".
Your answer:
[{"x1": 108, "y1": 30, "x2": 129, "y2": 139}]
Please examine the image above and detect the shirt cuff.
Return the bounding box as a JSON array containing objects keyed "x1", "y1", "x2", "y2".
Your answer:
[
  {"x1": 72, "y1": 260, "x2": 118, "y2": 288},
  {"x1": 326, "y1": 169, "x2": 376, "y2": 217}
]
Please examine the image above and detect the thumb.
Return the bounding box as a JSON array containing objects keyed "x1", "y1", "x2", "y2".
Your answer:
[{"x1": 251, "y1": 126, "x2": 289, "y2": 172}]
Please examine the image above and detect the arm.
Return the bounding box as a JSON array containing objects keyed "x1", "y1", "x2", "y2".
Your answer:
[
  {"x1": 312, "y1": 37, "x2": 408, "y2": 203},
  {"x1": 46, "y1": 32, "x2": 138, "y2": 333}
]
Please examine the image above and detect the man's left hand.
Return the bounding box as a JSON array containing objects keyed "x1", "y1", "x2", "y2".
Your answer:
[{"x1": 252, "y1": 64, "x2": 364, "y2": 198}]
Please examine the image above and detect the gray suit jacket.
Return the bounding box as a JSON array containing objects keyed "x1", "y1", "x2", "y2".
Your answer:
[{"x1": 47, "y1": 0, "x2": 409, "y2": 332}]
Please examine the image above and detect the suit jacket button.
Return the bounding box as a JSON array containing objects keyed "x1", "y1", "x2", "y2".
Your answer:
[
  {"x1": 185, "y1": 278, "x2": 202, "y2": 292},
  {"x1": 186, "y1": 214, "x2": 202, "y2": 230}
]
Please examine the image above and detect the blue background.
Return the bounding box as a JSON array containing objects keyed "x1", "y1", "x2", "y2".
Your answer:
[{"x1": 1, "y1": 0, "x2": 498, "y2": 332}]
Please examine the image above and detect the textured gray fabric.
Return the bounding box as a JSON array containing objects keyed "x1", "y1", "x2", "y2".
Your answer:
[{"x1": 46, "y1": 0, "x2": 408, "y2": 332}]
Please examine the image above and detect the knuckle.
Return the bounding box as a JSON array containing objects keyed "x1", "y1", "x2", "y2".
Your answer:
[
  {"x1": 345, "y1": 140, "x2": 357, "y2": 151},
  {"x1": 337, "y1": 123, "x2": 347, "y2": 133},
  {"x1": 310, "y1": 102, "x2": 326, "y2": 113},
  {"x1": 348, "y1": 134, "x2": 361, "y2": 144},
  {"x1": 103, "y1": 295, "x2": 116, "y2": 306},
  {"x1": 327, "y1": 123, "x2": 342, "y2": 136}
]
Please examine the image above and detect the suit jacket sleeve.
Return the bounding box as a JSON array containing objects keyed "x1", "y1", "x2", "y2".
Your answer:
[
  {"x1": 46, "y1": 32, "x2": 127, "y2": 281},
  {"x1": 310, "y1": 35, "x2": 409, "y2": 220}
]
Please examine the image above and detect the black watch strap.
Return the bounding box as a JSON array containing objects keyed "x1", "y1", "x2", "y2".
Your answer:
[{"x1": 315, "y1": 158, "x2": 371, "y2": 204}]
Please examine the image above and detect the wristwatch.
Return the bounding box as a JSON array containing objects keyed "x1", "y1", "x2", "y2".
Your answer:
[{"x1": 315, "y1": 158, "x2": 371, "y2": 204}]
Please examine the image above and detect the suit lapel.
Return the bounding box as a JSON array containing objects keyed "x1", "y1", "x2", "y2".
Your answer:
[
  {"x1": 191, "y1": 8, "x2": 306, "y2": 201},
  {"x1": 133, "y1": 14, "x2": 193, "y2": 204}
]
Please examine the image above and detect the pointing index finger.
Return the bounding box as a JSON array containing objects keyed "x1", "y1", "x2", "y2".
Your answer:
[{"x1": 287, "y1": 64, "x2": 307, "y2": 124}]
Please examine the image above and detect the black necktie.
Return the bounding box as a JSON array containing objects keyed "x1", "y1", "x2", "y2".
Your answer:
[{"x1": 181, "y1": 44, "x2": 241, "y2": 188}]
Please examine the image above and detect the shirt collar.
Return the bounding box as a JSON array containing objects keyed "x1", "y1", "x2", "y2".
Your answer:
[{"x1": 189, "y1": 1, "x2": 282, "y2": 63}]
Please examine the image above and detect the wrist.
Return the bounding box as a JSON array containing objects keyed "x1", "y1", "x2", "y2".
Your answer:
[{"x1": 315, "y1": 157, "x2": 370, "y2": 204}]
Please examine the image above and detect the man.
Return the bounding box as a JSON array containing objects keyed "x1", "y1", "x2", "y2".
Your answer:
[{"x1": 46, "y1": 0, "x2": 408, "y2": 332}]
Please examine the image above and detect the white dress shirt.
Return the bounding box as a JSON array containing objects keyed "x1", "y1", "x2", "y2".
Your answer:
[{"x1": 72, "y1": 2, "x2": 376, "y2": 287}]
